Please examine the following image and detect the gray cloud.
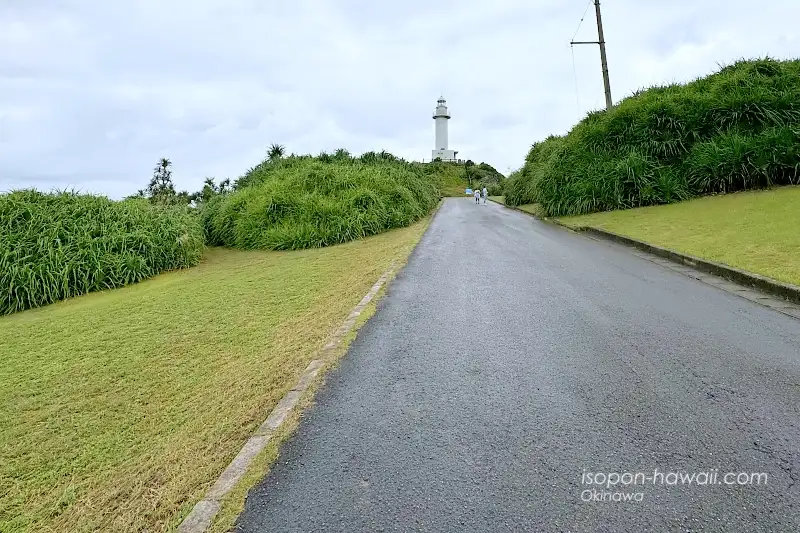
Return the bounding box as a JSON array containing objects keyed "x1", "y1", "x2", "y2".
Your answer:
[{"x1": 1, "y1": 0, "x2": 799, "y2": 197}]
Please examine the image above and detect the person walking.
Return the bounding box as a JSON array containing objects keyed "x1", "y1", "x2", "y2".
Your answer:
[
  {"x1": 482, "y1": 186, "x2": 488, "y2": 205},
  {"x1": 474, "y1": 188, "x2": 481, "y2": 204}
]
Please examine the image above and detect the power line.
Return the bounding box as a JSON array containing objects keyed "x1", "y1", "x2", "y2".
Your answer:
[
  {"x1": 570, "y1": 0, "x2": 593, "y2": 113},
  {"x1": 571, "y1": 45, "x2": 581, "y2": 112},
  {"x1": 571, "y1": 0, "x2": 593, "y2": 43}
]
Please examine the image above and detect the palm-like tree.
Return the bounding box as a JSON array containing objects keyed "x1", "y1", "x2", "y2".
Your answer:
[
  {"x1": 147, "y1": 158, "x2": 176, "y2": 204},
  {"x1": 333, "y1": 148, "x2": 351, "y2": 161},
  {"x1": 267, "y1": 143, "x2": 286, "y2": 161}
]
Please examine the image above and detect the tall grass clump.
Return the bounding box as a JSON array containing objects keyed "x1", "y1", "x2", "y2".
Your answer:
[
  {"x1": 0, "y1": 190, "x2": 204, "y2": 314},
  {"x1": 507, "y1": 58, "x2": 800, "y2": 215},
  {"x1": 204, "y1": 157, "x2": 439, "y2": 250}
]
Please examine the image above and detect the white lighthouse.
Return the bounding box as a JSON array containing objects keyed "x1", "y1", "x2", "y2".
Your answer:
[{"x1": 432, "y1": 96, "x2": 457, "y2": 162}]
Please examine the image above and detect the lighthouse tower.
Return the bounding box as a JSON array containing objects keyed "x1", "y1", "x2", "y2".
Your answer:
[{"x1": 432, "y1": 96, "x2": 457, "y2": 162}]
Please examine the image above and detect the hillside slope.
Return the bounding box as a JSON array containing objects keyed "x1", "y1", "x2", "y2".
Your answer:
[{"x1": 506, "y1": 58, "x2": 800, "y2": 216}]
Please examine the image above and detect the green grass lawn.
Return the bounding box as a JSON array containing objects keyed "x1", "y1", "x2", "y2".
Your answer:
[
  {"x1": 488, "y1": 196, "x2": 504, "y2": 204},
  {"x1": 558, "y1": 186, "x2": 800, "y2": 286},
  {"x1": 0, "y1": 220, "x2": 430, "y2": 532},
  {"x1": 439, "y1": 184, "x2": 468, "y2": 197}
]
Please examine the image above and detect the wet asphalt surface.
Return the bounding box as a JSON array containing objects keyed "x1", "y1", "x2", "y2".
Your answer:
[{"x1": 235, "y1": 198, "x2": 800, "y2": 533}]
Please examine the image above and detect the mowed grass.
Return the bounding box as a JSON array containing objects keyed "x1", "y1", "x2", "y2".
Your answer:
[
  {"x1": 0, "y1": 219, "x2": 429, "y2": 532},
  {"x1": 558, "y1": 186, "x2": 800, "y2": 286},
  {"x1": 439, "y1": 184, "x2": 468, "y2": 197}
]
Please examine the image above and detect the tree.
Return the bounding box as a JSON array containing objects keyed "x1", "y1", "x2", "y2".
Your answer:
[
  {"x1": 196, "y1": 177, "x2": 218, "y2": 203},
  {"x1": 191, "y1": 177, "x2": 232, "y2": 204},
  {"x1": 267, "y1": 143, "x2": 286, "y2": 161},
  {"x1": 147, "y1": 158, "x2": 177, "y2": 204},
  {"x1": 333, "y1": 148, "x2": 351, "y2": 161},
  {"x1": 464, "y1": 160, "x2": 476, "y2": 188},
  {"x1": 175, "y1": 190, "x2": 191, "y2": 205}
]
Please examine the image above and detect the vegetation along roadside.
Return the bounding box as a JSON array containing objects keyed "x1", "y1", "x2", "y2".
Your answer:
[
  {"x1": 0, "y1": 217, "x2": 432, "y2": 532},
  {"x1": 505, "y1": 58, "x2": 800, "y2": 217}
]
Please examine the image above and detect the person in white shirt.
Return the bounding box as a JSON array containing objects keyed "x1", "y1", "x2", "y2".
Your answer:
[
  {"x1": 474, "y1": 189, "x2": 481, "y2": 204},
  {"x1": 482, "y1": 186, "x2": 488, "y2": 204}
]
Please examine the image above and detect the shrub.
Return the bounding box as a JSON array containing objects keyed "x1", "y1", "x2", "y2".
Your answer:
[
  {"x1": 0, "y1": 190, "x2": 204, "y2": 314},
  {"x1": 485, "y1": 183, "x2": 504, "y2": 196},
  {"x1": 203, "y1": 159, "x2": 439, "y2": 250},
  {"x1": 509, "y1": 58, "x2": 800, "y2": 215},
  {"x1": 505, "y1": 135, "x2": 565, "y2": 207}
]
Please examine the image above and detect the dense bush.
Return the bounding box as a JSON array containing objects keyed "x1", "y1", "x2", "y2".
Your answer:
[
  {"x1": 203, "y1": 157, "x2": 440, "y2": 250},
  {"x1": 234, "y1": 150, "x2": 404, "y2": 190},
  {"x1": 505, "y1": 58, "x2": 800, "y2": 215},
  {"x1": 484, "y1": 182, "x2": 504, "y2": 196},
  {"x1": 0, "y1": 190, "x2": 204, "y2": 314},
  {"x1": 475, "y1": 162, "x2": 505, "y2": 183}
]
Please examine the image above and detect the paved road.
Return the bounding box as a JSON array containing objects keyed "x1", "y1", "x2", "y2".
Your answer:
[{"x1": 236, "y1": 198, "x2": 800, "y2": 533}]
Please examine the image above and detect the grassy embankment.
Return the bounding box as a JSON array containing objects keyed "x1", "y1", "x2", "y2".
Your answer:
[
  {"x1": 503, "y1": 58, "x2": 800, "y2": 282},
  {"x1": 505, "y1": 58, "x2": 800, "y2": 215},
  {"x1": 558, "y1": 186, "x2": 800, "y2": 286},
  {"x1": 424, "y1": 161, "x2": 467, "y2": 196},
  {"x1": 0, "y1": 218, "x2": 431, "y2": 532}
]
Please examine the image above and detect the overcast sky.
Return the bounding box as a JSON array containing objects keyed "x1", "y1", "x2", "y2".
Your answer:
[{"x1": 1, "y1": 0, "x2": 798, "y2": 198}]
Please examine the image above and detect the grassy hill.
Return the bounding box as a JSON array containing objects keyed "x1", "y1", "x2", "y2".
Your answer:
[
  {"x1": 420, "y1": 160, "x2": 467, "y2": 196},
  {"x1": 203, "y1": 153, "x2": 439, "y2": 250},
  {"x1": 506, "y1": 58, "x2": 800, "y2": 216},
  {"x1": 1, "y1": 150, "x2": 454, "y2": 313}
]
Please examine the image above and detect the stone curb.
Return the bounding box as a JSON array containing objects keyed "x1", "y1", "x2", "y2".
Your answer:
[
  {"x1": 577, "y1": 226, "x2": 800, "y2": 305},
  {"x1": 177, "y1": 266, "x2": 398, "y2": 533}
]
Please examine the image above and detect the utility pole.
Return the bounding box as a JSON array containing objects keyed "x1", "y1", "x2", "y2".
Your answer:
[{"x1": 570, "y1": 0, "x2": 613, "y2": 110}]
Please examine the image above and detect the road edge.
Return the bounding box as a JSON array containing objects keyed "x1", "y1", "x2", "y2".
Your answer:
[
  {"x1": 495, "y1": 201, "x2": 800, "y2": 305},
  {"x1": 577, "y1": 226, "x2": 800, "y2": 305},
  {"x1": 177, "y1": 202, "x2": 445, "y2": 533}
]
